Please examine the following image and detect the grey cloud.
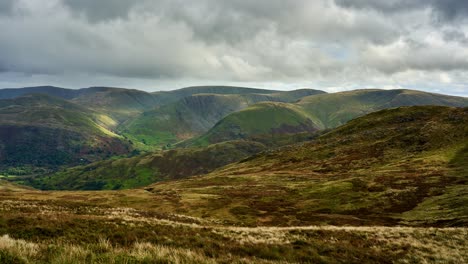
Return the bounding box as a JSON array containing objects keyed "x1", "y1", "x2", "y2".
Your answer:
[
  {"x1": 0, "y1": 0, "x2": 467, "y2": 96},
  {"x1": 0, "y1": 0, "x2": 400, "y2": 81},
  {"x1": 60, "y1": 0, "x2": 397, "y2": 45},
  {"x1": 362, "y1": 40, "x2": 468, "y2": 74},
  {"x1": 443, "y1": 30, "x2": 468, "y2": 44}
]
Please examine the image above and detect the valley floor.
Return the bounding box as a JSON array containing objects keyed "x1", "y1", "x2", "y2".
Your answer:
[{"x1": 0, "y1": 188, "x2": 466, "y2": 263}]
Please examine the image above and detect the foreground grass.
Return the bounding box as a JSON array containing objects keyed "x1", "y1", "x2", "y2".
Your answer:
[{"x1": 0, "y1": 194, "x2": 467, "y2": 263}]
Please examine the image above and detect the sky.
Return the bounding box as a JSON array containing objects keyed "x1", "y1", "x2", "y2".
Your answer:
[{"x1": 0, "y1": 0, "x2": 468, "y2": 96}]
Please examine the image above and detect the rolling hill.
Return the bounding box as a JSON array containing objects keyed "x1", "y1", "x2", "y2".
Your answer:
[
  {"x1": 0, "y1": 94, "x2": 132, "y2": 172},
  {"x1": 183, "y1": 102, "x2": 321, "y2": 147},
  {"x1": 0, "y1": 85, "x2": 324, "y2": 125},
  {"x1": 0, "y1": 86, "x2": 163, "y2": 124},
  {"x1": 29, "y1": 140, "x2": 266, "y2": 190},
  {"x1": 144, "y1": 106, "x2": 468, "y2": 226}
]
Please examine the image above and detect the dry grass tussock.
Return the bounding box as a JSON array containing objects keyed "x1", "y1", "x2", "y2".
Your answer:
[
  {"x1": 0, "y1": 234, "x2": 39, "y2": 260},
  {"x1": 0, "y1": 235, "x2": 221, "y2": 264}
]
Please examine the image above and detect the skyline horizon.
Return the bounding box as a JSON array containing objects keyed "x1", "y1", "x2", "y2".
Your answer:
[{"x1": 1, "y1": 83, "x2": 467, "y2": 98}]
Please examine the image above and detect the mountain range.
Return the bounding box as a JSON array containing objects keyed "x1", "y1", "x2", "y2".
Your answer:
[{"x1": 1, "y1": 85, "x2": 466, "y2": 177}]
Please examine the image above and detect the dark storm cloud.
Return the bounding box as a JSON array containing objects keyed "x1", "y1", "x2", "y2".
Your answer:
[
  {"x1": 62, "y1": 0, "x2": 137, "y2": 22},
  {"x1": 334, "y1": 0, "x2": 423, "y2": 13},
  {"x1": 0, "y1": 0, "x2": 14, "y2": 15},
  {"x1": 335, "y1": 0, "x2": 468, "y2": 22}
]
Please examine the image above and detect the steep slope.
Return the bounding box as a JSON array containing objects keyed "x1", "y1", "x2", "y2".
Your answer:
[
  {"x1": 184, "y1": 102, "x2": 321, "y2": 147},
  {"x1": 145, "y1": 106, "x2": 468, "y2": 226},
  {"x1": 123, "y1": 89, "x2": 325, "y2": 149},
  {"x1": 71, "y1": 87, "x2": 162, "y2": 124},
  {"x1": 29, "y1": 140, "x2": 266, "y2": 190},
  {"x1": 0, "y1": 94, "x2": 131, "y2": 171}
]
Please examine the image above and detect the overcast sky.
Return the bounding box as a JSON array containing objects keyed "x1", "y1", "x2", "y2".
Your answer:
[{"x1": 0, "y1": 0, "x2": 467, "y2": 96}]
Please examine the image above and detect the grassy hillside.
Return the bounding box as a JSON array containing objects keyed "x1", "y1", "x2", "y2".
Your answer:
[
  {"x1": 29, "y1": 140, "x2": 266, "y2": 190},
  {"x1": 122, "y1": 89, "x2": 324, "y2": 149},
  {"x1": 0, "y1": 94, "x2": 131, "y2": 172},
  {"x1": 144, "y1": 106, "x2": 468, "y2": 227},
  {"x1": 184, "y1": 102, "x2": 321, "y2": 147}
]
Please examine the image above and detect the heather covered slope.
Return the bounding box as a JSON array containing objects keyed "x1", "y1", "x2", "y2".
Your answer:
[
  {"x1": 29, "y1": 140, "x2": 266, "y2": 190},
  {"x1": 145, "y1": 106, "x2": 468, "y2": 226},
  {"x1": 0, "y1": 94, "x2": 132, "y2": 170},
  {"x1": 0, "y1": 189, "x2": 465, "y2": 263}
]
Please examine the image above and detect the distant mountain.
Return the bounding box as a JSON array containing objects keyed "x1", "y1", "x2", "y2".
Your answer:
[
  {"x1": 30, "y1": 140, "x2": 266, "y2": 190},
  {"x1": 186, "y1": 89, "x2": 468, "y2": 146},
  {"x1": 123, "y1": 89, "x2": 325, "y2": 149},
  {"x1": 298, "y1": 89, "x2": 468, "y2": 128},
  {"x1": 0, "y1": 94, "x2": 132, "y2": 170},
  {"x1": 0, "y1": 86, "x2": 80, "y2": 100},
  {"x1": 145, "y1": 106, "x2": 468, "y2": 226},
  {"x1": 151, "y1": 85, "x2": 282, "y2": 103}
]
